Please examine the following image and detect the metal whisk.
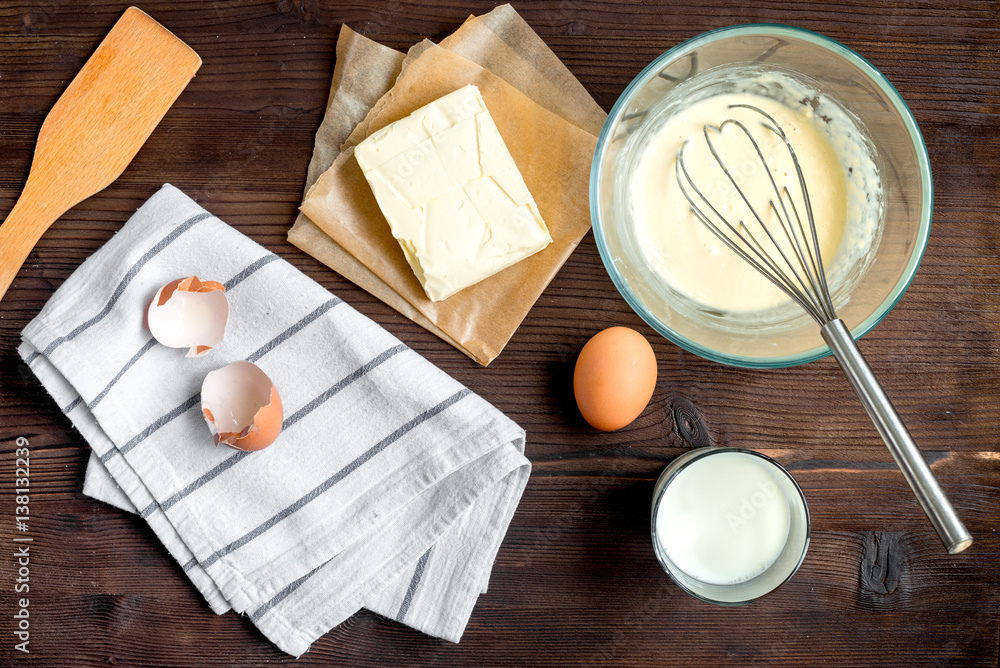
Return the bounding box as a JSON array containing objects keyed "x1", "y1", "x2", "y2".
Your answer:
[{"x1": 676, "y1": 104, "x2": 972, "y2": 554}]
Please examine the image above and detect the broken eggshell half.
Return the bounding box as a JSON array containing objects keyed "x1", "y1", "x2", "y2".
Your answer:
[
  {"x1": 147, "y1": 276, "x2": 229, "y2": 357},
  {"x1": 201, "y1": 361, "x2": 283, "y2": 451}
]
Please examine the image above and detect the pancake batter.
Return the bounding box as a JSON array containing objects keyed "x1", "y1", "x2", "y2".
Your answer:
[{"x1": 631, "y1": 94, "x2": 850, "y2": 314}]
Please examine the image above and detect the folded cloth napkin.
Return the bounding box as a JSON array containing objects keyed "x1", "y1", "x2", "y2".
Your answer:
[{"x1": 19, "y1": 184, "x2": 531, "y2": 656}]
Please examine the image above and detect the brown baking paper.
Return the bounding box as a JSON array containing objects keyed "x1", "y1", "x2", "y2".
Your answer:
[
  {"x1": 439, "y1": 6, "x2": 605, "y2": 137},
  {"x1": 291, "y1": 6, "x2": 604, "y2": 365},
  {"x1": 285, "y1": 27, "x2": 466, "y2": 349}
]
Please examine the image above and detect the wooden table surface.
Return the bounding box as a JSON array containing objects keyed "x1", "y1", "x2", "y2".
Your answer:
[{"x1": 1, "y1": 1, "x2": 998, "y2": 666}]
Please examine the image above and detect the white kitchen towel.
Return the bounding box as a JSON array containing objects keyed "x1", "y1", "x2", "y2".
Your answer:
[{"x1": 18, "y1": 184, "x2": 531, "y2": 656}]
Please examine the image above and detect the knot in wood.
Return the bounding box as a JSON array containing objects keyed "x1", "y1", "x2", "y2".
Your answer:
[
  {"x1": 89, "y1": 593, "x2": 121, "y2": 616},
  {"x1": 859, "y1": 531, "x2": 910, "y2": 609},
  {"x1": 671, "y1": 397, "x2": 713, "y2": 448}
]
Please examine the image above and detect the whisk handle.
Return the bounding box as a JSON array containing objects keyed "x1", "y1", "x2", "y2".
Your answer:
[{"x1": 821, "y1": 318, "x2": 972, "y2": 554}]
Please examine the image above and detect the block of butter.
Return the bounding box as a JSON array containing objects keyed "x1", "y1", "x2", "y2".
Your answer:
[{"x1": 355, "y1": 84, "x2": 553, "y2": 302}]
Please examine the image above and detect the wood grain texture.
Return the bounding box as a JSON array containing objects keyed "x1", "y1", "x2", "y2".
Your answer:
[{"x1": 0, "y1": 0, "x2": 998, "y2": 666}]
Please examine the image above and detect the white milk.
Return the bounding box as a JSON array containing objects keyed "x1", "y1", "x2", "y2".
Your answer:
[{"x1": 654, "y1": 451, "x2": 791, "y2": 585}]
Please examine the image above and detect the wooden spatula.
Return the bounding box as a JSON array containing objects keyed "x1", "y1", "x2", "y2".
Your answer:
[{"x1": 0, "y1": 6, "x2": 201, "y2": 302}]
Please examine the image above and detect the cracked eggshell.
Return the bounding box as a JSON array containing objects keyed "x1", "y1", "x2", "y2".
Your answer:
[
  {"x1": 201, "y1": 361, "x2": 283, "y2": 451},
  {"x1": 147, "y1": 276, "x2": 229, "y2": 357}
]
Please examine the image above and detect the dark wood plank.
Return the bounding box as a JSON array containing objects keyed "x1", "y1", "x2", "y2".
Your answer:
[{"x1": 1, "y1": 0, "x2": 998, "y2": 665}]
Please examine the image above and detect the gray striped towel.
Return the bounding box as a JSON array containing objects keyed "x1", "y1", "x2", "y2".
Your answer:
[{"x1": 18, "y1": 184, "x2": 531, "y2": 656}]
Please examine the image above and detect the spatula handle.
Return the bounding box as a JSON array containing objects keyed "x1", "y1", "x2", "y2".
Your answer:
[
  {"x1": 821, "y1": 318, "x2": 972, "y2": 554},
  {"x1": 0, "y1": 186, "x2": 64, "y2": 302}
]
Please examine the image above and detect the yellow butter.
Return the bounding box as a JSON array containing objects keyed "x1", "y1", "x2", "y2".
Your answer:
[{"x1": 356, "y1": 85, "x2": 552, "y2": 302}]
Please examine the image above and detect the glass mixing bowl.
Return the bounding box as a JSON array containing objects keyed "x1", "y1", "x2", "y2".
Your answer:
[{"x1": 590, "y1": 24, "x2": 932, "y2": 368}]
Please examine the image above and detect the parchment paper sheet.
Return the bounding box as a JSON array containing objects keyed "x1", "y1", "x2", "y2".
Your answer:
[{"x1": 289, "y1": 6, "x2": 605, "y2": 365}]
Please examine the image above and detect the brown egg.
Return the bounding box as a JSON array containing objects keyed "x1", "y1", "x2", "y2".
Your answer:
[
  {"x1": 574, "y1": 326, "x2": 657, "y2": 431},
  {"x1": 201, "y1": 361, "x2": 283, "y2": 451}
]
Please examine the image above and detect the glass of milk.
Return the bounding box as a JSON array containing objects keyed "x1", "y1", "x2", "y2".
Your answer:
[{"x1": 650, "y1": 447, "x2": 809, "y2": 604}]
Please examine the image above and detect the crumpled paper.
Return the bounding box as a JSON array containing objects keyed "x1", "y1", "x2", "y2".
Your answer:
[{"x1": 289, "y1": 5, "x2": 605, "y2": 365}]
